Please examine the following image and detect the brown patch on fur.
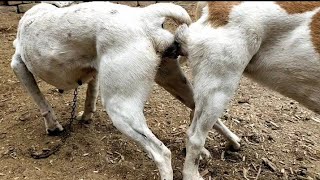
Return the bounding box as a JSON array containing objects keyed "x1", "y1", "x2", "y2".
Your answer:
[
  {"x1": 311, "y1": 11, "x2": 320, "y2": 55},
  {"x1": 207, "y1": 1, "x2": 241, "y2": 27},
  {"x1": 276, "y1": 2, "x2": 320, "y2": 14}
]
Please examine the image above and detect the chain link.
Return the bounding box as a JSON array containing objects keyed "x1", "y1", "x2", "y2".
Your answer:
[
  {"x1": 68, "y1": 87, "x2": 78, "y2": 128},
  {"x1": 30, "y1": 87, "x2": 79, "y2": 159}
]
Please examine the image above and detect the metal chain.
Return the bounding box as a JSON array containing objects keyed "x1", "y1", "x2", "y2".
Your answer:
[
  {"x1": 30, "y1": 87, "x2": 79, "y2": 159},
  {"x1": 68, "y1": 87, "x2": 78, "y2": 128}
]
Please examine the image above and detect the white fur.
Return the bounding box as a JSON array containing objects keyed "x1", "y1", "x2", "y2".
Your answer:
[
  {"x1": 175, "y1": 2, "x2": 320, "y2": 179},
  {"x1": 11, "y1": 2, "x2": 192, "y2": 179}
]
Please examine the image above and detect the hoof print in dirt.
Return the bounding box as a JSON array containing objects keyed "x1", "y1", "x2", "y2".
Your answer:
[
  {"x1": 224, "y1": 151, "x2": 242, "y2": 162},
  {"x1": 79, "y1": 119, "x2": 92, "y2": 125},
  {"x1": 47, "y1": 128, "x2": 64, "y2": 136}
]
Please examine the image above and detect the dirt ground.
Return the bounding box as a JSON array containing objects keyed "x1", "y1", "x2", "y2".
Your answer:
[{"x1": 0, "y1": 2, "x2": 319, "y2": 180}]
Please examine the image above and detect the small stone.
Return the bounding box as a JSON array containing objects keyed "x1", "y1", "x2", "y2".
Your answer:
[
  {"x1": 7, "y1": 1, "x2": 23, "y2": 5},
  {"x1": 117, "y1": 1, "x2": 138, "y2": 7},
  {"x1": 19, "y1": 113, "x2": 30, "y2": 121},
  {"x1": 0, "y1": 6, "x2": 17, "y2": 13},
  {"x1": 238, "y1": 98, "x2": 250, "y2": 104},
  {"x1": 138, "y1": 1, "x2": 156, "y2": 7},
  {"x1": 156, "y1": 1, "x2": 174, "y2": 3},
  {"x1": 297, "y1": 176, "x2": 313, "y2": 180},
  {"x1": 18, "y1": 3, "x2": 36, "y2": 13},
  {"x1": 297, "y1": 167, "x2": 308, "y2": 176},
  {"x1": 178, "y1": 124, "x2": 187, "y2": 129},
  {"x1": 262, "y1": 157, "x2": 278, "y2": 172}
]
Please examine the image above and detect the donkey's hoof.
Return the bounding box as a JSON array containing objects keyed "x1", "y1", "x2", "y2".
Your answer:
[
  {"x1": 226, "y1": 141, "x2": 241, "y2": 152},
  {"x1": 76, "y1": 111, "x2": 93, "y2": 125},
  {"x1": 47, "y1": 128, "x2": 64, "y2": 136}
]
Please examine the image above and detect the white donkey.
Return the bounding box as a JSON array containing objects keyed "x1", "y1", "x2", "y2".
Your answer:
[
  {"x1": 174, "y1": 1, "x2": 320, "y2": 179},
  {"x1": 11, "y1": 2, "x2": 195, "y2": 179}
]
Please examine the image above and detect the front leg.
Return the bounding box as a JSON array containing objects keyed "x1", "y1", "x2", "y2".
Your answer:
[{"x1": 77, "y1": 77, "x2": 99, "y2": 122}]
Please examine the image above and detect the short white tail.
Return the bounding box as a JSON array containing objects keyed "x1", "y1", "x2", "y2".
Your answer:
[
  {"x1": 144, "y1": 3, "x2": 192, "y2": 25},
  {"x1": 13, "y1": 39, "x2": 18, "y2": 49}
]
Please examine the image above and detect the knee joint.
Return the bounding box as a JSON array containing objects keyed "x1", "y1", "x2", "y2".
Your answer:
[
  {"x1": 188, "y1": 134, "x2": 205, "y2": 150},
  {"x1": 153, "y1": 146, "x2": 171, "y2": 165}
]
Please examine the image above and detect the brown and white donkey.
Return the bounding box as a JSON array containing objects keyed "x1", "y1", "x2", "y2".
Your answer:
[{"x1": 173, "y1": 1, "x2": 320, "y2": 179}]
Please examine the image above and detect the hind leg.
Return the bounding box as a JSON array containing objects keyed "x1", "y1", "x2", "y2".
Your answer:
[
  {"x1": 155, "y1": 57, "x2": 194, "y2": 109},
  {"x1": 214, "y1": 119, "x2": 241, "y2": 150},
  {"x1": 104, "y1": 98, "x2": 173, "y2": 180},
  {"x1": 77, "y1": 77, "x2": 99, "y2": 122},
  {"x1": 99, "y1": 49, "x2": 173, "y2": 179},
  {"x1": 183, "y1": 70, "x2": 245, "y2": 180},
  {"x1": 190, "y1": 109, "x2": 241, "y2": 153},
  {"x1": 100, "y1": 81, "x2": 173, "y2": 180},
  {"x1": 11, "y1": 54, "x2": 63, "y2": 134},
  {"x1": 184, "y1": 97, "x2": 238, "y2": 180},
  {"x1": 156, "y1": 58, "x2": 241, "y2": 152}
]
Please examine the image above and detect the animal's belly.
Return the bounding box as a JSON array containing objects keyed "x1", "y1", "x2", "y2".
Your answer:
[
  {"x1": 25, "y1": 58, "x2": 97, "y2": 90},
  {"x1": 244, "y1": 50, "x2": 320, "y2": 113}
]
